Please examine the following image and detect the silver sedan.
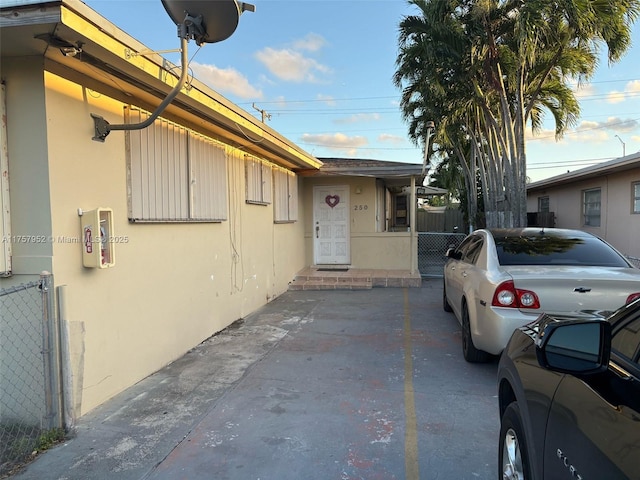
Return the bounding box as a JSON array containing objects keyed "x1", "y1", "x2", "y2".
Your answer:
[{"x1": 443, "y1": 228, "x2": 640, "y2": 362}]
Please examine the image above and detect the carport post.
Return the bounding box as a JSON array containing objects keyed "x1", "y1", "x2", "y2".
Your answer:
[{"x1": 410, "y1": 175, "x2": 418, "y2": 274}]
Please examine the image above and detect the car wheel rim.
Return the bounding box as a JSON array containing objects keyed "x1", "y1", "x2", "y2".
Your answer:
[{"x1": 502, "y1": 428, "x2": 524, "y2": 480}]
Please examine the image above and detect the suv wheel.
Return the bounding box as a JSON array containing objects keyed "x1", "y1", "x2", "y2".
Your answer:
[{"x1": 499, "y1": 402, "x2": 532, "y2": 480}]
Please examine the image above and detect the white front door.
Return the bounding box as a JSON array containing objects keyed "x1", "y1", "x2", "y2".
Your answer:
[{"x1": 313, "y1": 185, "x2": 350, "y2": 265}]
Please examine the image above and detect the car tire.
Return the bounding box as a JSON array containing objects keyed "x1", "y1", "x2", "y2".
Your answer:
[
  {"x1": 461, "y1": 300, "x2": 490, "y2": 363},
  {"x1": 443, "y1": 280, "x2": 453, "y2": 312},
  {"x1": 499, "y1": 402, "x2": 533, "y2": 480}
]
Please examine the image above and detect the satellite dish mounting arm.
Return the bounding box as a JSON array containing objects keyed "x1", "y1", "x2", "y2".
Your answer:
[
  {"x1": 91, "y1": 1, "x2": 254, "y2": 142},
  {"x1": 92, "y1": 22, "x2": 191, "y2": 142}
]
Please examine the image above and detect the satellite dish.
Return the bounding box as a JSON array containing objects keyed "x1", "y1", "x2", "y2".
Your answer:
[
  {"x1": 92, "y1": 0, "x2": 254, "y2": 141},
  {"x1": 161, "y1": 0, "x2": 255, "y2": 45}
]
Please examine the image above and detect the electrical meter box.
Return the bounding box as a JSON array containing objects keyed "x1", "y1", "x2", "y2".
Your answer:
[{"x1": 81, "y1": 208, "x2": 115, "y2": 268}]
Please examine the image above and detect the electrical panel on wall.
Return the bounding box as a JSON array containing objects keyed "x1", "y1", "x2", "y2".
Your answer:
[{"x1": 81, "y1": 208, "x2": 115, "y2": 269}]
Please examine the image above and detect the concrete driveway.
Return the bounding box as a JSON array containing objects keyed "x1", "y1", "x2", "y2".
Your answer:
[{"x1": 12, "y1": 279, "x2": 499, "y2": 480}]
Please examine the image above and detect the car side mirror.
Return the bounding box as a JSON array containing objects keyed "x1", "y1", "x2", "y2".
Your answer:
[
  {"x1": 535, "y1": 318, "x2": 611, "y2": 375},
  {"x1": 446, "y1": 248, "x2": 461, "y2": 260}
]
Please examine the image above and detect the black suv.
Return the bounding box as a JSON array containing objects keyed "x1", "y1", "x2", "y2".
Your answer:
[{"x1": 497, "y1": 298, "x2": 640, "y2": 479}]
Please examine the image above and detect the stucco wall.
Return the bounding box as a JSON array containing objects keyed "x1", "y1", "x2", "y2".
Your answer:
[
  {"x1": 302, "y1": 176, "x2": 413, "y2": 269},
  {"x1": 1, "y1": 68, "x2": 306, "y2": 417},
  {"x1": 1, "y1": 57, "x2": 53, "y2": 281},
  {"x1": 528, "y1": 168, "x2": 640, "y2": 258}
]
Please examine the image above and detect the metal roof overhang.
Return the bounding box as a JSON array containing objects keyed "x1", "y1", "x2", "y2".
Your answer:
[
  {"x1": 527, "y1": 154, "x2": 640, "y2": 192},
  {"x1": 0, "y1": 0, "x2": 322, "y2": 171},
  {"x1": 298, "y1": 159, "x2": 427, "y2": 188}
]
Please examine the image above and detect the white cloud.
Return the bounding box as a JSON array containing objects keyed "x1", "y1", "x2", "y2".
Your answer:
[
  {"x1": 626, "y1": 80, "x2": 640, "y2": 94},
  {"x1": 333, "y1": 113, "x2": 381, "y2": 124},
  {"x1": 378, "y1": 133, "x2": 405, "y2": 144},
  {"x1": 525, "y1": 127, "x2": 557, "y2": 143},
  {"x1": 602, "y1": 117, "x2": 639, "y2": 133},
  {"x1": 606, "y1": 90, "x2": 625, "y2": 104},
  {"x1": 292, "y1": 33, "x2": 327, "y2": 52},
  {"x1": 572, "y1": 83, "x2": 597, "y2": 99},
  {"x1": 300, "y1": 132, "x2": 368, "y2": 155},
  {"x1": 255, "y1": 47, "x2": 331, "y2": 83},
  {"x1": 552, "y1": 118, "x2": 639, "y2": 145},
  {"x1": 317, "y1": 94, "x2": 336, "y2": 106},
  {"x1": 272, "y1": 95, "x2": 288, "y2": 108},
  {"x1": 190, "y1": 62, "x2": 262, "y2": 99},
  {"x1": 573, "y1": 120, "x2": 609, "y2": 142},
  {"x1": 254, "y1": 34, "x2": 331, "y2": 84},
  {"x1": 605, "y1": 80, "x2": 640, "y2": 104}
]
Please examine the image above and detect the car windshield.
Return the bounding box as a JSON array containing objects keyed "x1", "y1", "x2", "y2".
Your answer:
[{"x1": 493, "y1": 233, "x2": 631, "y2": 267}]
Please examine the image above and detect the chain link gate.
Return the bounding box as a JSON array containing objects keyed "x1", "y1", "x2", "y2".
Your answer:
[
  {"x1": 418, "y1": 232, "x2": 467, "y2": 278},
  {"x1": 0, "y1": 273, "x2": 63, "y2": 476}
]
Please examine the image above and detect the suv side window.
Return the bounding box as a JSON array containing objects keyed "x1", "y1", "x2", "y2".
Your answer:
[{"x1": 612, "y1": 314, "x2": 640, "y2": 364}]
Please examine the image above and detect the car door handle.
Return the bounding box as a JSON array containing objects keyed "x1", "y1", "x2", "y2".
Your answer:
[{"x1": 610, "y1": 362, "x2": 632, "y2": 381}]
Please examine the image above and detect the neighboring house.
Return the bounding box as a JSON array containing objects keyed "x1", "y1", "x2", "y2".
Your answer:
[
  {"x1": 0, "y1": 0, "x2": 424, "y2": 421},
  {"x1": 526, "y1": 152, "x2": 640, "y2": 259}
]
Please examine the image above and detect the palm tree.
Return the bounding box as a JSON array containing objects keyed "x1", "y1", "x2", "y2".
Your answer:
[{"x1": 395, "y1": 0, "x2": 639, "y2": 228}]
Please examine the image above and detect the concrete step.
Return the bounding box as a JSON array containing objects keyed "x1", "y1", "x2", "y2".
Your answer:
[
  {"x1": 288, "y1": 268, "x2": 422, "y2": 291},
  {"x1": 288, "y1": 278, "x2": 372, "y2": 291}
]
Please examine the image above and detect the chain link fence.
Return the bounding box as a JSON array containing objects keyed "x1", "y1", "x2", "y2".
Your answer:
[
  {"x1": 418, "y1": 232, "x2": 467, "y2": 278},
  {"x1": 627, "y1": 256, "x2": 640, "y2": 269},
  {"x1": 1, "y1": 273, "x2": 63, "y2": 477}
]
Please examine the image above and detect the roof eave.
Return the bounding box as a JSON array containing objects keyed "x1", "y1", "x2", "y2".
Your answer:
[
  {"x1": 527, "y1": 153, "x2": 640, "y2": 191},
  {"x1": 0, "y1": 0, "x2": 322, "y2": 171}
]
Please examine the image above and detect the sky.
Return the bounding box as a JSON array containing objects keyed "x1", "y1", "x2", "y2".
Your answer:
[{"x1": 82, "y1": 0, "x2": 640, "y2": 183}]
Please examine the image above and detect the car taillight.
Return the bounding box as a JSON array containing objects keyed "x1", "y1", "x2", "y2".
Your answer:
[
  {"x1": 492, "y1": 281, "x2": 540, "y2": 309},
  {"x1": 626, "y1": 293, "x2": 640, "y2": 304}
]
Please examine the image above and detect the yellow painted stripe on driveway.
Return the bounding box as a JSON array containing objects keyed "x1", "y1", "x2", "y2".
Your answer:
[{"x1": 404, "y1": 288, "x2": 420, "y2": 480}]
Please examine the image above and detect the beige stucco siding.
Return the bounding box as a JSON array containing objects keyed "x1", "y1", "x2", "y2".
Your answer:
[
  {"x1": 27, "y1": 71, "x2": 306, "y2": 415},
  {"x1": 302, "y1": 176, "x2": 413, "y2": 269},
  {"x1": 2, "y1": 57, "x2": 53, "y2": 279},
  {"x1": 600, "y1": 171, "x2": 640, "y2": 257}
]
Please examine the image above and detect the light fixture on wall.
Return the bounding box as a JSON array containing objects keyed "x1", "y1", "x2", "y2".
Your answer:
[
  {"x1": 34, "y1": 33, "x2": 83, "y2": 58},
  {"x1": 59, "y1": 45, "x2": 82, "y2": 57}
]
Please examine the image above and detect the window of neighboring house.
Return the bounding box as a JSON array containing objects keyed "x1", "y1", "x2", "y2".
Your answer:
[
  {"x1": 127, "y1": 108, "x2": 227, "y2": 222},
  {"x1": 583, "y1": 188, "x2": 601, "y2": 227},
  {"x1": 245, "y1": 157, "x2": 272, "y2": 205},
  {"x1": 538, "y1": 196, "x2": 549, "y2": 213},
  {"x1": 273, "y1": 167, "x2": 298, "y2": 223},
  {"x1": 633, "y1": 182, "x2": 640, "y2": 214}
]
